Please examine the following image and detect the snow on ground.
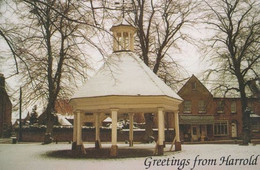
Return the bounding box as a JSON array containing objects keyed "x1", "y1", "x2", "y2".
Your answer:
[{"x1": 0, "y1": 143, "x2": 259, "y2": 170}]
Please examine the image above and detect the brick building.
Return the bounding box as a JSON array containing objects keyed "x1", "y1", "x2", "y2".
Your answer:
[
  {"x1": 178, "y1": 75, "x2": 260, "y2": 142},
  {"x1": 0, "y1": 74, "x2": 12, "y2": 137}
]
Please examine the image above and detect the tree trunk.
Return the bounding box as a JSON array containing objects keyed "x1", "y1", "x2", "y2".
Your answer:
[
  {"x1": 143, "y1": 113, "x2": 154, "y2": 143},
  {"x1": 43, "y1": 117, "x2": 55, "y2": 144},
  {"x1": 238, "y1": 78, "x2": 251, "y2": 145},
  {"x1": 242, "y1": 107, "x2": 251, "y2": 145},
  {"x1": 43, "y1": 102, "x2": 56, "y2": 144}
]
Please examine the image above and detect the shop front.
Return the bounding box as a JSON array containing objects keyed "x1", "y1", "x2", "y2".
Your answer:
[{"x1": 179, "y1": 115, "x2": 214, "y2": 142}]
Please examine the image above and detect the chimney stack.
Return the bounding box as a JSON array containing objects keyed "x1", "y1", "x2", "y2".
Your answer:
[{"x1": 0, "y1": 73, "x2": 5, "y2": 89}]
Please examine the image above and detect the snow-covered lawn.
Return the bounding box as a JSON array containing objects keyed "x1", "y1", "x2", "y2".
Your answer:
[{"x1": 0, "y1": 143, "x2": 259, "y2": 170}]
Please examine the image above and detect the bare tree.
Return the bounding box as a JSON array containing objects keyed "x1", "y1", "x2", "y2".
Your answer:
[
  {"x1": 0, "y1": 0, "x2": 21, "y2": 74},
  {"x1": 13, "y1": 0, "x2": 95, "y2": 144},
  {"x1": 202, "y1": 0, "x2": 260, "y2": 145}
]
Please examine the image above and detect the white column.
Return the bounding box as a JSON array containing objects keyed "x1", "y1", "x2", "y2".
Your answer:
[
  {"x1": 163, "y1": 113, "x2": 165, "y2": 145},
  {"x1": 73, "y1": 112, "x2": 77, "y2": 143},
  {"x1": 76, "y1": 111, "x2": 82, "y2": 145},
  {"x1": 113, "y1": 32, "x2": 117, "y2": 51},
  {"x1": 128, "y1": 32, "x2": 131, "y2": 50},
  {"x1": 129, "y1": 113, "x2": 134, "y2": 147},
  {"x1": 158, "y1": 108, "x2": 164, "y2": 146},
  {"x1": 174, "y1": 112, "x2": 180, "y2": 142},
  {"x1": 123, "y1": 32, "x2": 126, "y2": 49},
  {"x1": 120, "y1": 32, "x2": 123, "y2": 50},
  {"x1": 111, "y1": 109, "x2": 118, "y2": 146},
  {"x1": 95, "y1": 113, "x2": 100, "y2": 141},
  {"x1": 130, "y1": 33, "x2": 134, "y2": 51},
  {"x1": 95, "y1": 113, "x2": 101, "y2": 149}
]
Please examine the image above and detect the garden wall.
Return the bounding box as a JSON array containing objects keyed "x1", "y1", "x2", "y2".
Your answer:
[{"x1": 15, "y1": 126, "x2": 175, "y2": 143}]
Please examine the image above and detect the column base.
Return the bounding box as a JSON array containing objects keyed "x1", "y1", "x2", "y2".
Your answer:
[
  {"x1": 75, "y1": 144, "x2": 86, "y2": 154},
  {"x1": 71, "y1": 142, "x2": 76, "y2": 150},
  {"x1": 110, "y1": 145, "x2": 118, "y2": 157},
  {"x1": 95, "y1": 140, "x2": 101, "y2": 149},
  {"x1": 175, "y1": 141, "x2": 182, "y2": 151},
  {"x1": 157, "y1": 145, "x2": 164, "y2": 156},
  {"x1": 129, "y1": 140, "x2": 133, "y2": 147}
]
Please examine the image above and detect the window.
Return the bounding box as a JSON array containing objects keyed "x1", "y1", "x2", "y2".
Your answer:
[
  {"x1": 183, "y1": 101, "x2": 191, "y2": 113},
  {"x1": 217, "y1": 100, "x2": 225, "y2": 113},
  {"x1": 198, "y1": 100, "x2": 206, "y2": 113},
  {"x1": 192, "y1": 82, "x2": 197, "y2": 90},
  {"x1": 214, "y1": 122, "x2": 228, "y2": 136},
  {"x1": 231, "y1": 101, "x2": 237, "y2": 113}
]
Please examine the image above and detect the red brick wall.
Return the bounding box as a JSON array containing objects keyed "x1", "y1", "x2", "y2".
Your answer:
[{"x1": 0, "y1": 92, "x2": 12, "y2": 137}]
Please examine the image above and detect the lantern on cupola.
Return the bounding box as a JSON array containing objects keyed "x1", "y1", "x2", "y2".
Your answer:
[{"x1": 110, "y1": 18, "x2": 137, "y2": 52}]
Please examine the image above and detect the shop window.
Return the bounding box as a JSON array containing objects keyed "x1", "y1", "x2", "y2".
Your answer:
[
  {"x1": 214, "y1": 122, "x2": 228, "y2": 136},
  {"x1": 183, "y1": 101, "x2": 191, "y2": 114}
]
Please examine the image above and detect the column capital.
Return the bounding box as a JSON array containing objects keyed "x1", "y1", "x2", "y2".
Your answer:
[
  {"x1": 110, "y1": 108, "x2": 119, "y2": 112},
  {"x1": 158, "y1": 107, "x2": 164, "y2": 112},
  {"x1": 74, "y1": 109, "x2": 83, "y2": 114}
]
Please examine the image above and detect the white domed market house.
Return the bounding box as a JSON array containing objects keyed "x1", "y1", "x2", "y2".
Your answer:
[{"x1": 70, "y1": 18, "x2": 182, "y2": 157}]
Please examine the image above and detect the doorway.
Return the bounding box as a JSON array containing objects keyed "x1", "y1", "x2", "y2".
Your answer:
[
  {"x1": 191, "y1": 125, "x2": 200, "y2": 141},
  {"x1": 231, "y1": 122, "x2": 237, "y2": 138}
]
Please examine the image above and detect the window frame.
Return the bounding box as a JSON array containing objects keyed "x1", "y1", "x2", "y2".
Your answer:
[
  {"x1": 198, "y1": 100, "x2": 206, "y2": 113},
  {"x1": 191, "y1": 82, "x2": 197, "y2": 90},
  {"x1": 214, "y1": 121, "x2": 228, "y2": 136},
  {"x1": 231, "y1": 101, "x2": 237, "y2": 114},
  {"x1": 183, "y1": 101, "x2": 192, "y2": 114},
  {"x1": 217, "y1": 100, "x2": 225, "y2": 113}
]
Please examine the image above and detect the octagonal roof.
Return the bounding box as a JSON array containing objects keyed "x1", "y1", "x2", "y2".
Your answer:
[{"x1": 71, "y1": 51, "x2": 181, "y2": 101}]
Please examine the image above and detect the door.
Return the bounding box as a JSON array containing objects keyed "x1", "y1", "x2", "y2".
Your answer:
[
  {"x1": 191, "y1": 125, "x2": 200, "y2": 141},
  {"x1": 231, "y1": 122, "x2": 237, "y2": 138}
]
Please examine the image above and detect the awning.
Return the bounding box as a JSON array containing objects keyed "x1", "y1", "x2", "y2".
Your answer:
[{"x1": 179, "y1": 115, "x2": 214, "y2": 124}]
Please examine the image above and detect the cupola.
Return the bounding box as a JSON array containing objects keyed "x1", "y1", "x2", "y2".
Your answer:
[{"x1": 110, "y1": 18, "x2": 137, "y2": 52}]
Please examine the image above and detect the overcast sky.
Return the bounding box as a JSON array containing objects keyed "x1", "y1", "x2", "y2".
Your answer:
[{"x1": 0, "y1": 1, "x2": 213, "y2": 120}]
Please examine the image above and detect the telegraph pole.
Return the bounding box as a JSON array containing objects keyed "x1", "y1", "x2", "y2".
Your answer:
[{"x1": 19, "y1": 87, "x2": 22, "y2": 142}]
